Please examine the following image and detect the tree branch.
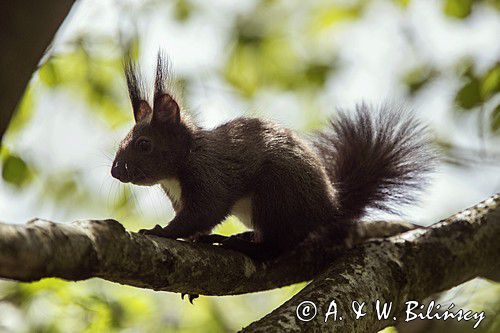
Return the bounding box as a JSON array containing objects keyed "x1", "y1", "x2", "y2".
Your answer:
[
  {"x1": 0, "y1": 217, "x2": 415, "y2": 295},
  {"x1": 241, "y1": 194, "x2": 500, "y2": 332},
  {"x1": 1, "y1": 195, "x2": 498, "y2": 332}
]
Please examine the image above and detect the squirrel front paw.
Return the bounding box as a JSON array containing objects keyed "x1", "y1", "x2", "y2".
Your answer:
[{"x1": 139, "y1": 224, "x2": 172, "y2": 237}]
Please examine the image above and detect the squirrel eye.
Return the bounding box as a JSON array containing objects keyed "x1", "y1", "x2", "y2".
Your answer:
[{"x1": 136, "y1": 138, "x2": 153, "y2": 153}]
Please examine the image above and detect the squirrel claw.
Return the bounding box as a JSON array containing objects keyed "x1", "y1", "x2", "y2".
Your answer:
[
  {"x1": 139, "y1": 224, "x2": 165, "y2": 236},
  {"x1": 194, "y1": 234, "x2": 229, "y2": 244},
  {"x1": 220, "y1": 235, "x2": 241, "y2": 249},
  {"x1": 181, "y1": 293, "x2": 199, "y2": 304}
]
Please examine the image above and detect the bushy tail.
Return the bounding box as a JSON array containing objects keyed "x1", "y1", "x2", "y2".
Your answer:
[{"x1": 314, "y1": 104, "x2": 436, "y2": 220}]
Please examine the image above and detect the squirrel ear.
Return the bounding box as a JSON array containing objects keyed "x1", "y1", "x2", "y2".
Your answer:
[
  {"x1": 135, "y1": 100, "x2": 153, "y2": 123},
  {"x1": 153, "y1": 93, "x2": 180, "y2": 124}
]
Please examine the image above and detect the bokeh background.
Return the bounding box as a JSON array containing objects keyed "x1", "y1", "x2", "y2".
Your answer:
[{"x1": 1, "y1": 0, "x2": 499, "y2": 332}]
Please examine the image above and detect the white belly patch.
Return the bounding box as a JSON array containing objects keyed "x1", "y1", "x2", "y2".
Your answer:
[
  {"x1": 231, "y1": 197, "x2": 253, "y2": 229},
  {"x1": 160, "y1": 178, "x2": 182, "y2": 212},
  {"x1": 160, "y1": 179, "x2": 252, "y2": 228}
]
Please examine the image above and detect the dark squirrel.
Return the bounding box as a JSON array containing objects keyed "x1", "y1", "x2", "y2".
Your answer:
[{"x1": 111, "y1": 53, "x2": 435, "y2": 262}]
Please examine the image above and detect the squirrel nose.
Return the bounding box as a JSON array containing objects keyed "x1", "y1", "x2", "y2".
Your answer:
[{"x1": 111, "y1": 161, "x2": 129, "y2": 182}]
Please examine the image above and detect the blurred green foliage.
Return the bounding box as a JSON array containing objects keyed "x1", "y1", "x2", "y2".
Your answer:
[
  {"x1": 444, "y1": 0, "x2": 474, "y2": 18},
  {"x1": 6, "y1": 86, "x2": 34, "y2": 138},
  {"x1": 404, "y1": 66, "x2": 438, "y2": 96},
  {"x1": 455, "y1": 63, "x2": 500, "y2": 110},
  {"x1": 491, "y1": 105, "x2": 500, "y2": 133},
  {"x1": 393, "y1": 0, "x2": 410, "y2": 8},
  {"x1": 174, "y1": 0, "x2": 194, "y2": 22},
  {"x1": 309, "y1": 2, "x2": 364, "y2": 32},
  {"x1": 38, "y1": 46, "x2": 130, "y2": 128},
  {"x1": 1, "y1": 0, "x2": 499, "y2": 332},
  {"x1": 224, "y1": 1, "x2": 360, "y2": 97},
  {"x1": 1, "y1": 152, "x2": 32, "y2": 188}
]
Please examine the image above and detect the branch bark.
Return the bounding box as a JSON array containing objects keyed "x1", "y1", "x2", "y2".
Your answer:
[
  {"x1": 0, "y1": 194, "x2": 498, "y2": 333},
  {"x1": 241, "y1": 194, "x2": 500, "y2": 332},
  {"x1": 0, "y1": 217, "x2": 415, "y2": 296}
]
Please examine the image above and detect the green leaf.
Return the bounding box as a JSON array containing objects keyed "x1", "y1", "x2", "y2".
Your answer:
[
  {"x1": 174, "y1": 0, "x2": 194, "y2": 22},
  {"x1": 481, "y1": 63, "x2": 500, "y2": 99},
  {"x1": 443, "y1": 0, "x2": 473, "y2": 19},
  {"x1": 38, "y1": 60, "x2": 61, "y2": 87},
  {"x1": 1, "y1": 154, "x2": 32, "y2": 187},
  {"x1": 491, "y1": 104, "x2": 500, "y2": 134},
  {"x1": 5, "y1": 85, "x2": 35, "y2": 137},
  {"x1": 404, "y1": 66, "x2": 436, "y2": 95},
  {"x1": 455, "y1": 78, "x2": 482, "y2": 110},
  {"x1": 310, "y1": 3, "x2": 363, "y2": 33},
  {"x1": 224, "y1": 35, "x2": 300, "y2": 97},
  {"x1": 379, "y1": 327, "x2": 399, "y2": 333},
  {"x1": 394, "y1": 0, "x2": 410, "y2": 8},
  {"x1": 224, "y1": 44, "x2": 260, "y2": 97},
  {"x1": 304, "y1": 63, "x2": 332, "y2": 88}
]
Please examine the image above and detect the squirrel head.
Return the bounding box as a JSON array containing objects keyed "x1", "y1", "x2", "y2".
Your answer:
[{"x1": 111, "y1": 53, "x2": 194, "y2": 186}]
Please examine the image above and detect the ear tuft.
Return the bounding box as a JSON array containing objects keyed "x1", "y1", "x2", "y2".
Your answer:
[
  {"x1": 152, "y1": 51, "x2": 180, "y2": 124},
  {"x1": 154, "y1": 50, "x2": 170, "y2": 99},
  {"x1": 124, "y1": 59, "x2": 150, "y2": 123},
  {"x1": 125, "y1": 51, "x2": 182, "y2": 125}
]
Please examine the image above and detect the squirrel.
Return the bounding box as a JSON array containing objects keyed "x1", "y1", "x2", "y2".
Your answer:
[{"x1": 111, "y1": 53, "x2": 435, "y2": 263}]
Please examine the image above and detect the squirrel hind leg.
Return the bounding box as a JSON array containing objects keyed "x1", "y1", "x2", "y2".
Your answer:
[
  {"x1": 195, "y1": 231, "x2": 255, "y2": 244},
  {"x1": 194, "y1": 234, "x2": 229, "y2": 244},
  {"x1": 220, "y1": 237, "x2": 280, "y2": 261}
]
